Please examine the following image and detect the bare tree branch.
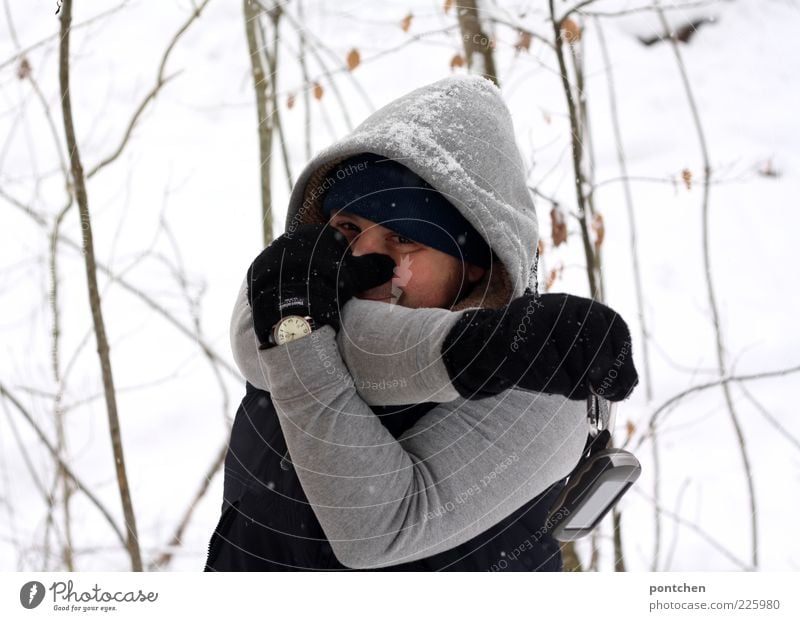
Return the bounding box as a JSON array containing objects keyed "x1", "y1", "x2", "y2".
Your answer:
[
  {"x1": 258, "y1": 5, "x2": 293, "y2": 193},
  {"x1": 86, "y1": 0, "x2": 212, "y2": 179},
  {"x1": 577, "y1": 0, "x2": 730, "y2": 19},
  {"x1": 634, "y1": 362, "x2": 800, "y2": 451},
  {"x1": 0, "y1": 382, "x2": 127, "y2": 549},
  {"x1": 736, "y1": 381, "x2": 800, "y2": 454},
  {"x1": 558, "y1": 0, "x2": 602, "y2": 25},
  {"x1": 663, "y1": 479, "x2": 691, "y2": 571},
  {"x1": 456, "y1": 0, "x2": 499, "y2": 85},
  {"x1": 4, "y1": 0, "x2": 77, "y2": 570},
  {"x1": 244, "y1": 0, "x2": 276, "y2": 245},
  {"x1": 632, "y1": 485, "x2": 754, "y2": 570},
  {"x1": 595, "y1": 14, "x2": 659, "y2": 569},
  {"x1": 59, "y1": 0, "x2": 142, "y2": 571},
  {"x1": 595, "y1": 16, "x2": 653, "y2": 402},
  {"x1": 148, "y1": 441, "x2": 227, "y2": 570},
  {"x1": 270, "y1": 1, "x2": 357, "y2": 131},
  {"x1": 2, "y1": 190, "x2": 243, "y2": 381},
  {"x1": 655, "y1": 1, "x2": 758, "y2": 569},
  {"x1": 548, "y1": 0, "x2": 598, "y2": 297},
  {"x1": 296, "y1": 0, "x2": 313, "y2": 161},
  {"x1": 0, "y1": 1, "x2": 130, "y2": 72}
]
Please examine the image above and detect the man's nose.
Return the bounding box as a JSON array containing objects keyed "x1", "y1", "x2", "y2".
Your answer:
[{"x1": 350, "y1": 225, "x2": 388, "y2": 257}]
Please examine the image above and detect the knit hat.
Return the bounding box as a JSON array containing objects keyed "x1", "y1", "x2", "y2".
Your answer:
[{"x1": 320, "y1": 153, "x2": 494, "y2": 269}]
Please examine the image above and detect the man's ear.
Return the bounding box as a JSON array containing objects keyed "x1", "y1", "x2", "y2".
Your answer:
[{"x1": 465, "y1": 262, "x2": 486, "y2": 284}]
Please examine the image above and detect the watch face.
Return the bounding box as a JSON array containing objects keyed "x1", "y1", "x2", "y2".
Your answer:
[{"x1": 275, "y1": 316, "x2": 313, "y2": 345}]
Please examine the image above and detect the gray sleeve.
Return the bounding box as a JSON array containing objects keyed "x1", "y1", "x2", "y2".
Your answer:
[
  {"x1": 230, "y1": 276, "x2": 459, "y2": 404},
  {"x1": 262, "y1": 325, "x2": 589, "y2": 569}
]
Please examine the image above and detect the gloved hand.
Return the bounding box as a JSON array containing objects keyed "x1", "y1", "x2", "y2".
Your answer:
[
  {"x1": 441, "y1": 293, "x2": 639, "y2": 402},
  {"x1": 246, "y1": 223, "x2": 396, "y2": 345}
]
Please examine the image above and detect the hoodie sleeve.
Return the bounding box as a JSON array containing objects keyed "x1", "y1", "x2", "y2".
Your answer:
[
  {"x1": 262, "y1": 324, "x2": 589, "y2": 569},
  {"x1": 230, "y1": 276, "x2": 460, "y2": 404}
]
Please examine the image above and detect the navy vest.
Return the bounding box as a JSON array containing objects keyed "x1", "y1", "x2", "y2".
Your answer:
[{"x1": 205, "y1": 382, "x2": 565, "y2": 571}]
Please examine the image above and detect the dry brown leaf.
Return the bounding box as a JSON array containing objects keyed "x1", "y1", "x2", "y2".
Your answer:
[
  {"x1": 537, "y1": 239, "x2": 545, "y2": 257},
  {"x1": 313, "y1": 82, "x2": 324, "y2": 101},
  {"x1": 592, "y1": 211, "x2": 605, "y2": 249},
  {"x1": 545, "y1": 264, "x2": 564, "y2": 292},
  {"x1": 401, "y1": 12, "x2": 413, "y2": 33},
  {"x1": 450, "y1": 54, "x2": 465, "y2": 70},
  {"x1": 561, "y1": 18, "x2": 582, "y2": 44},
  {"x1": 625, "y1": 420, "x2": 636, "y2": 443},
  {"x1": 17, "y1": 57, "x2": 31, "y2": 80},
  {"x1": 443, "y1": 0, "x2": 453, "y2": 14},
  {"x1": 550, "y1": 206, "x2": 567, "y2": 247},
  {"x1": 286, "y1": 93, "x2": 295, "y2": 110},
  {"x1": 681, "y1": 168, "x2": 692, "y2": 190},
  {"x1": 514, "y1": 30, "x2": 532, "y2": 54},
  {"x1": 346, "y1": 48, "x2": 361, "y2": 71}
]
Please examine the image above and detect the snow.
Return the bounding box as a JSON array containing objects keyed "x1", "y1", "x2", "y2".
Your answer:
[{"x1": 1, "y1": 0, "x2": 799, "y2": 572}]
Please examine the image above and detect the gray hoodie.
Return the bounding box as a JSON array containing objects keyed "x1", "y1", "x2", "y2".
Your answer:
[{"x1": 235, "y1": 75, "x2": 589, "y2": 568}]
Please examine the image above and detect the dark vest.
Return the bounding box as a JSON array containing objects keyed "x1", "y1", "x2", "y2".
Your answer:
[{"x1": 205, "y1": 382, "x2": 565, "y2": 571}]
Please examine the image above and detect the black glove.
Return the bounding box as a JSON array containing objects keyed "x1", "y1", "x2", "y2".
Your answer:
[
  {"x1": 246, "y1": 223, "x2": 396, "y2": 345},
  {"x1": 441, "y1": 293, "x2": 639, "y2": 402}
]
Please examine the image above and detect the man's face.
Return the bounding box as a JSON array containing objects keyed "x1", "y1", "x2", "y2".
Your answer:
[{"x1": 329, "y1": 209, "x2": 486, "y2": 309}]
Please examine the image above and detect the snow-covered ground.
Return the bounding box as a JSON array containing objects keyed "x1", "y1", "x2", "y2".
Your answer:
[{"x1": 1, "y1": 0, "x2": 798, "y2": 571}]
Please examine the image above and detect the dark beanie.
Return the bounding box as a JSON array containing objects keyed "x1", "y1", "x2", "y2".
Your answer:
[{"x1": 320, "y1": 153, "x2": 494, "y2": 269}]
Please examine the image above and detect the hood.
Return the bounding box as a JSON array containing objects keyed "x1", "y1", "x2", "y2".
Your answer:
[{"x1": 284, "y1": 75, "x2": 538, "y2": 310}]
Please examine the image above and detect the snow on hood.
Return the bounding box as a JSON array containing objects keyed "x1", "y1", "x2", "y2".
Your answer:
[{"x1": 285, "y1": 74, "x2": 538, "y2": 309}]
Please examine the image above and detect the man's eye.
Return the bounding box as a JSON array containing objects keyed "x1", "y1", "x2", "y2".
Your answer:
[
  {"x1": 333, "y1": 221, "x2": 359, "y2": 235},
  {"x1": 392, "y1": 235, "x2": 416, "y2": 245}
]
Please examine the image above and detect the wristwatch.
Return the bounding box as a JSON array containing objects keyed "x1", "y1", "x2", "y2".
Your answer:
[{"x1": 259, "y1": 315, "x2": 315, "y2": 350}]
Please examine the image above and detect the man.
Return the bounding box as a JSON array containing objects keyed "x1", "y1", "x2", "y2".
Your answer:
[{"x1": 206, "y1": 76, "x2": 638, "y2": 571}]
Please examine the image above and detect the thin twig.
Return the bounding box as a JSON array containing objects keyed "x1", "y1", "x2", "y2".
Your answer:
[
  {"x1": 85, "y1": 0, "x2": 211, "y2": 179},
  {"x1": 2, "y1": 191, "x2": 243, "y2": 381},
  {"x1": 0, "y1": 382, "x2": 127, "y2": 548},
  {"x1": 485, "y1": 17, "x2": 554, "y2": 51},
  {"x1": 274, "y1": 23, "x2": 460, "y2": 103},
  {"x1": 267, "y1": 0, "x2": 355, "y2": 131},
  {"x1": 0, "y1": 397, "x2": 51, "y2": 516},
  {"x1": 140, "y1": 220, "x2": 233, "y2": 569},
  {"x1": 655, "y1": 2, "x2": 758, "y2": 569},
  {"x1": 635, "y1": 363, "x2": 800, "y2": 451},
  {"x1": 595, "y1": 14, "x2": 659, "y2": 569},
  {"x1": 148, "y1": 441, "x2": 228, "y2": 570},
  {"x1": 278, "y1": 1, "x2": 375, "y2": 115},
  {"x1": 558, "y1": 0, "x2": 602, "y2": 25},
  {"x1": 663, "y1": 479, "x2": 692, "y2": 571},
  {"x1": 577, "y1": 0, "x2": 730, "y2": 19},
  {"x1": 296, "y1": 0, "x2": 312, "y2": 161},
  {"x1": 548, "y1": 0, "x2": 598, "y2": 297},
  {"x1": 594, "y1": 16, "x2": 653, "y2": 401},
  {"x1": 735, "y1": 382, "x2": 800, "y2": 454},
  {"x1": 5, "y1": 0, "x2": 77, "y2": 570},
  {"x1": 0, "y1": 1, "x2": 130, "y2": 72},
  {"x1": 632, "y1": 485, "x2": 754, "y2": 570},
  {"x1": 0, "y1": 424, "x2": 21, "y2": 568},
  {"x1": 59, "y1": 0, "x2": 142, "y2": 571}
]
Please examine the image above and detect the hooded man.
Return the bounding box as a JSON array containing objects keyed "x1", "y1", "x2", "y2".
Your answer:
[{"x1": 206, "y1": 75, "x2": 638, "y2": 571}]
